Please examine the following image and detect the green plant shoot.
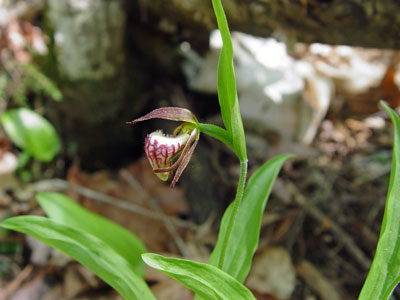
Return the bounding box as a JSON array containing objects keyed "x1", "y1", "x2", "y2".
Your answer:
[
  {"x1": 209, "y1": 154, "x2": 293, "y2": 282},
  {"x1": 358, "y1": 102, "x2": 400, "y2": 300},
  {"x1": 210, "y1": 0, "x2": 246, "y2": 162}
]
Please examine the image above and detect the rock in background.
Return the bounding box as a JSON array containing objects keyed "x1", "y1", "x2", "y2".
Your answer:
[{"x1": 182, "y1": 31, "x2": 333, "y2": 144}]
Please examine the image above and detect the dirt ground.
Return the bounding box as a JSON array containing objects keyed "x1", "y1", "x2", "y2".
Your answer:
[{"x1": 2, "y1": 72, "x2": 400, "y2": 300}]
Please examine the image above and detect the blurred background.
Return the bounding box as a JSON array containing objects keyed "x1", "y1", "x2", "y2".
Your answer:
[{"x1": 1, "y1": 0, "x2": 400, "y2": 299}]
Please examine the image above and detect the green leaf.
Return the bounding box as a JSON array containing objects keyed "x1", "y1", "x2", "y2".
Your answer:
[
  {"x1": 211, "y1": 0, "x2": 234, "y2": 134},
  {"x1": 16, "y1": 151, "x2": 31, "y2": 171},
  {"x1": 198, "y1": 123, "x2": 233, "y2": 149},
  {"x1": 1, "y1": 216, "x2": 155, "y2": 300},
  {"x1": 211, "y1": 0, "x2": 247, "y2": 161},
  {"x1": 230, "y1": 99, "x2": 247, "y2": 161},
  {"x1": 22, "y1": 64, "x2": 63, "y2": 102},
  {"x1": 37, "y1": 192, "x2": 146, "y2": 276},
  {"x1": 209, "y1": 154, "x2": 293, "y2": 283},
  {"x1": 142, "y1": 253, "x2": 256, "y2": 300},
  {"x1": 0, "y1": 72, "x2": 8, "y2": 101},
  {"x1": 1, "y1": 108, "x2": 60, "y2": 162},
  {"x1": 358, "y1": 102, "x2": 400, "y2": 300}
]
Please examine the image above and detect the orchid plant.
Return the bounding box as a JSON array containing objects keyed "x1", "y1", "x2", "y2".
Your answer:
[
  {"x1": 2, "y1": 1, "x2": 400, "y2": 300},
  {"x1": 127, "y1": 107, "x2": 200, "y2": 187}
]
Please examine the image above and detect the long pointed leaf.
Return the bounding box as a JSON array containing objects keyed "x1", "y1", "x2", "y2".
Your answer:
[
  {"x1": 209, "y1": 154, "x2": 293, "y2": 282},
  {"x1": 211, "y1": 0, "x2": 246, "y2": 161},
  {"x1": 142, "y1": 253, "x2": 256, "y2": 300},
  {"x1": 37, "y1": 192, "x2": 146, "y2": 275},
  {"x1": 1, "y1": 216, "x2": 155, "y2": 300},
  {"x1": 358, "y1": 103, "x2": 400, "y2": 300},
  {"x1": 211, "y1": 0, "x2": 235, "y2": 134}
]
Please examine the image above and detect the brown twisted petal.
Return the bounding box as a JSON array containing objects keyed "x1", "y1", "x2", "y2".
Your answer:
[
  {"x1": 127, "y1": 107, "x2": 198, "y2": 125},
  {"x1": 170, "y1": 129, "x2": 200, "y2": 188}
]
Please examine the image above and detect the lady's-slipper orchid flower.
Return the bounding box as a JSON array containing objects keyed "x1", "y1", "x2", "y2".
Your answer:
[{"x1": 127, "y1": 107, "x2": 200, "y2": 187}]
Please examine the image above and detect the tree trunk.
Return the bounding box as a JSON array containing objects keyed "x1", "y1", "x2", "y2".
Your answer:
[
  {"x1": 44, "y1": 0, "x2": 189, "y2": 169},
  {"x1": 45, "y1": 0, "x2": 149, "y2": 169},
  {"x1": 140, "y1": 0, "x2": 400, "y2": 49}
]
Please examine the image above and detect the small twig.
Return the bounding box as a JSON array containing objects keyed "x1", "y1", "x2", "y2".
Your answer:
[
  {"x1": 284, "y1": 181, "x2": 372, "y2": 270},
  {"x1": 296, "y1": 260, "x2": 343, "y2": 300},
  {"x1": 32, "y1": 179, "x2": 197, "y2": 230},
  {"x1": 0, "y1": 264, "x2": 33, "y2": 300},
  {"x1": 120, "y1": 169, "x2": 191, "y2": 258}
]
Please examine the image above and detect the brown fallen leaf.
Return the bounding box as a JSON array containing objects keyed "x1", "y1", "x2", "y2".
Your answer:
[
  {"x1": 66, "y1": 158, "x2": 188, "y2": 253},
  {"x1": 124, "y1": 158, "x2": 189, "y2": 216}
]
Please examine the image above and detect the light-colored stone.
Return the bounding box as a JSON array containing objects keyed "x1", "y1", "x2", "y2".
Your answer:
[
  {"x1": 246, "y1": 246, "x2": 296, "y2": 299},
  {"x1": 0, "y1": 151, "x2": 18, "y2": 175},
  {"x1": 182, "y1": 31, "x2": 333, "y2": 142}
]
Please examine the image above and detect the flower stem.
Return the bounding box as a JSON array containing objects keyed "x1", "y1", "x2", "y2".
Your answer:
[{"x1": 217, "y1": 160, "x2": 248, "y2": 269}]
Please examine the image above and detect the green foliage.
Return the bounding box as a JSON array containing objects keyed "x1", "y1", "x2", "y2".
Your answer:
[
  {"x1": 142, "y1": 253, "x2": 256, "y2": 300},
  {"x1": 37, "y1": 192, "x2": 147, "y2": 275},
  {"x1": 209, "y1": 154, "x2": 293, "y2": 282},
  {"x1": 211, "y1": 0, "x2": 246, "y2": 162},
  {"x1": 1, "y1": 216, "x2": 155, "y2": 300},
  {"x1": 203, "y1": 1, "x2": 251, "y2": 289},
  {"x1": 16, "y1": 151, "x2": 32, "y2": 171},
  {"x1": 358, "y1": 103, "x2": 400, "y2": 300},
  {"x1": 1, "y1": 107, "x2": 60, "y2": 162},
  {"x1": 13, "y1": 63, "x2": 62, "y2": 105},
  {"x1": 0, "y1": 218, "x2": 20, "y2": 254},
  {"x1": 0, "y1": 50, "x2": 62, "y2": 166},
  {"x1": 0, "y1": 72, "x2": 8, "y2": 102}
]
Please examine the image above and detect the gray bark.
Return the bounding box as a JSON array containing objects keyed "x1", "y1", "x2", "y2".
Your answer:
[
  {"x1": 47, "y1": 0, "x2": 125, "y2": 81},
  {"x1": 45, "y1": 0, "x2": 146, "y2": 168},
  {"x1": 140, "y1": 0, "x2": 400, "y2": 49}
]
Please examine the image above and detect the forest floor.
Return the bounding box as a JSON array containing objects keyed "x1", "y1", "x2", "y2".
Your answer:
[{"x1": 2, "y1": 94, "x2": 397, "y2": 300}]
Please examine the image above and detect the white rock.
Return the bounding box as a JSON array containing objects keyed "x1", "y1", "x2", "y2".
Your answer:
[
  {"x1": 314, "y1": 46, "x2": 388, "y2": 95},
  {"x1": 0, "y1": 152, "x2": 18, "y2": 175},
  {"x1": 182, "y1": 31, "x2": 332, "y2": 143},
  {"x1": 246, "y1": 246, "x2": 296, "y2": 300},
  {"x1": 26, "y1": 235, "x2": 52, "y2": 266}
]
